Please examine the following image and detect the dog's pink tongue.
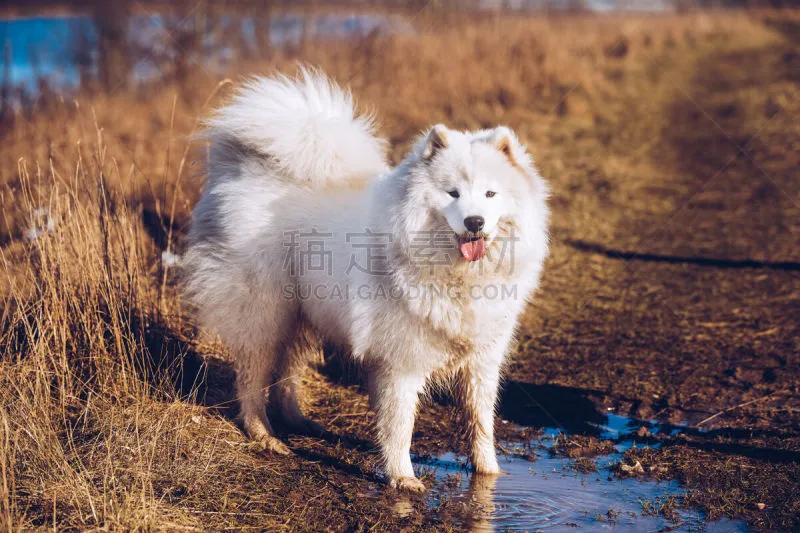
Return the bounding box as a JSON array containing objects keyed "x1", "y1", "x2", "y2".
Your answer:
[{"x1": 459, "y1": 239, "x2": 485, "y2": 261}]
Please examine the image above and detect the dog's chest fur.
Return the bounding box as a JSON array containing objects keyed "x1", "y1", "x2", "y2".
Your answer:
[{"x1": 396, "y1": 260, "x2": 518, "y2": 368}]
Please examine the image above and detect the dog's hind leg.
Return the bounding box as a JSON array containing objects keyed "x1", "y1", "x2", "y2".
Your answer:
[
  {"x1": 234, "y1": 307, "x2": 294, "y2": 455},
  {"x1": 269, "y1": 324, "x2": 325, "y2": 436}
]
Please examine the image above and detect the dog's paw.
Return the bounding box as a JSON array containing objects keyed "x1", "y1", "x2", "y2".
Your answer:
[
  {"x1": 391, "y1": 476, "x2": 426, "y2": 493},
  {"x1": 253, "y1": 435, "x2": 293, "y2": 456},
  {"x1": 474, "y1": 464, "x2": 503, "y2": 476},
  {"x1": 472, "y1": 455, "x2": 502, "y2": 475}
]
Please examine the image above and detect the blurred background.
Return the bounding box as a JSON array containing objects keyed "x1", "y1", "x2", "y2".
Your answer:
[{"x1": 0, "y1": 0, "x2": 794, "y2": 112}]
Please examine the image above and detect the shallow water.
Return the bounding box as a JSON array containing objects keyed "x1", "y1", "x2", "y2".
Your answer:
[{"x1": 412, "y1": 415, "x2": 748, "y2": 532}]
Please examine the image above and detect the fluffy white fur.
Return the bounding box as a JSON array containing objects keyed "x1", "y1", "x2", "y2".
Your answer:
[{"x1": 184, "y1": 68, "x2": 550, "y2": 492}]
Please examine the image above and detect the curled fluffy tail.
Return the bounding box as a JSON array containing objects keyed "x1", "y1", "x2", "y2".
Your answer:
[{"x1": 204, "y1": 68, "x2": 387, "y2": 187}]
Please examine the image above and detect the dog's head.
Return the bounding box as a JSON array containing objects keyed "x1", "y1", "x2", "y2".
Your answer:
[{"x1": 403, "y1": 124, "x2": 544, "y2": 263}]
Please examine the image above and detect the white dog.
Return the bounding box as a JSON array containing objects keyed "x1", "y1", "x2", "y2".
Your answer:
[{"x1": 183, "y1": 69, "x2": 549, "y2": 492}]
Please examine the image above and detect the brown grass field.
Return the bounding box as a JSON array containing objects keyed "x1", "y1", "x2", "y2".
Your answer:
[{"x1": 1, "y1": 9, "x2": 799, "y2": 531}]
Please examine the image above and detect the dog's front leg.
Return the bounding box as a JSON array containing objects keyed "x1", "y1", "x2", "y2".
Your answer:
[
  {"x1": 459, "y1": 354, "x2": 503, "y2": 475},
  {"x1": 371, "y1": 370, "x2": 427, "y2": 492}
]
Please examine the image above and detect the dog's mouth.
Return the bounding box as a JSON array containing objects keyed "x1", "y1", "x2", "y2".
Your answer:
[{"x1": 457, "y1": 234, "x2": 487, "y2": 262}]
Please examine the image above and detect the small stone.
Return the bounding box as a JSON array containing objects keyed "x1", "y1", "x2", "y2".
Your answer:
[
  {"x1": 757, "y1": 503, "x2": 766, "y2": 510},
  {"x1": 637, "y1": 426, "x2": 651, "y2": 438}
]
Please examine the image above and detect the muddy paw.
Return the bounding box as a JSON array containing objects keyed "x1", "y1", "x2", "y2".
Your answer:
[
  {"x1": 473, "y1": 460, "x2": 502, "y2": 476},
  {"x1": 472, "y1": 451, "x2": 501, "y2": 475},
  {"x1": 254, "y1": 435, "x2": 293, "y2": 456},
  {"x1": 391, "y1": 476, "x2": 426, "y2": 493}
]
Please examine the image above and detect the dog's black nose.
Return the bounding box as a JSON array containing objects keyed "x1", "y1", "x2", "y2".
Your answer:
[{"x1": 464, "y1": 216, "x2": 485, "y2": 233}]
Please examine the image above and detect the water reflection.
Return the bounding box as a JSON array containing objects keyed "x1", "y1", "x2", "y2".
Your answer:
[
  {"x1": 413, "y1": 415, "x2": 750, "y2": 532},
  {"x1": 463, "y1": 473, "x2": 497, "y2": 533}
]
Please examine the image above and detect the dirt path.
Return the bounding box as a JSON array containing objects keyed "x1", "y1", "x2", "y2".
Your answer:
[{"x1": 505, "y1": 19, "x2": 800, "y2": 529}]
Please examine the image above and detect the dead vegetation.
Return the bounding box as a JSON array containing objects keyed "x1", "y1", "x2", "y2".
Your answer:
[{"x1": 1, "y1": 9, "x2": 799, "y2": 531}]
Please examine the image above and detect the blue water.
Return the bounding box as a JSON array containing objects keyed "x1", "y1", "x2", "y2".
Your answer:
[
  {"x1": 0, "y1": 12, "x2": 413, "y2": 100},
  {"x1": 410, "y1": 415, "x2": 748, "y2": 532},
  {"x1": 0, "y1": 16, "x2": 97, "y2": 93}
]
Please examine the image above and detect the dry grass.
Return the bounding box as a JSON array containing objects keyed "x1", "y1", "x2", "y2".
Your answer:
[{"x1": 1, "y1": 10, "x2": 798, "y2": 530}]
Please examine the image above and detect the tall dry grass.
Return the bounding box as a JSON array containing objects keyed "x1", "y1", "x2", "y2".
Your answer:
[{"x1": 0, "y1": 11, "x2": 788, "y2": 529}]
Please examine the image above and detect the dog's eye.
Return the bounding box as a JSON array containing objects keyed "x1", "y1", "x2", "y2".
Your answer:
[
  {"x1": 448, "y1": 190, "x2": 460, "y2": 199},
  {"x1": 485, "y1": 190, "x2": 496, "y2": 198}
]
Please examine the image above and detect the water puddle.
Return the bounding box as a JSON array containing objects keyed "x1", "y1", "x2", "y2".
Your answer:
[{"x1": 411, "y1": 415, "x2": 748, "y2": 532}]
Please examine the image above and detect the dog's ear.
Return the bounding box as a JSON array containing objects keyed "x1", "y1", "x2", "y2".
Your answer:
[
  {"x1": 490, "y1": 126, "x2": 522, "y2": 167},
  {"x1": 421, "y1": 124, "x2": 449, "y2": 160}
]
